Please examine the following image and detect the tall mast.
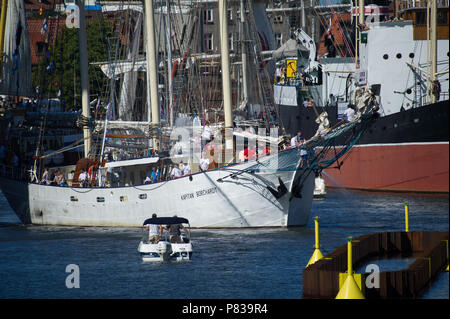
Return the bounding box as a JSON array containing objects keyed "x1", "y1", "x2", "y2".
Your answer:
[
  {"x1": 144, "y1": 0, "x2": 160, "y2": 149},
  {"x1": 355, "y1": 0, "x2": 365, "y2": 68},
  {"x1": 77, "y1": 0, "x2": 91, "y2": 157},
  {"x1": 429, "y1": 0, "x2": 437, "y2": 103},
  {"x1": 0, "y1": 0, "x2": 7, "y2": 78},
  {"x1": 165, "y1": 0, "x2": 174, "y2": 127},
  {"x1": 239, "y1": 0, "x2": 248, "y2": 103},
  {"x1": 218, "y1": 0, "x2": 233, "y2": 150}
]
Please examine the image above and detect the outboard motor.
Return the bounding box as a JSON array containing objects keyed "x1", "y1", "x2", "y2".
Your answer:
[{"x1": 157, "y1": 241, "x2": 171, "y2": 254}]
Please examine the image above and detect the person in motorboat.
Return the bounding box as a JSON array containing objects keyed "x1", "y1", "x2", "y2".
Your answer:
[
  {"x1": 138, "y1": 216, "x2": 192, "y2": 261},
  {"x1": 144, "y1": 213, "x2": 162, "y2": 244},
  {"x1": 163, "y1": 215, "x2": 190, "y2": 243}
]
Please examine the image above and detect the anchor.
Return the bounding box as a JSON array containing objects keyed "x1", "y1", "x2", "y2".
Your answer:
[{"x1": 266, "y1": 176, "x2": 288, "y2": 199}]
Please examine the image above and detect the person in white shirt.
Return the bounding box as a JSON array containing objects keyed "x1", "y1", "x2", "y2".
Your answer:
[
  {"x1": 183, "y1": 162, "x2": 191, "y2": 175},
  {"x1": 275, "y1": 65, "x2": 282, "y2": 83},
  {"x1": 144, "y1": 213, "x2": 162, "y2": 244},
  {"x1": 170, "y1": 164, "x2": 182, "y2": 179},
  {"x1": 199, "y1": 156, "x2": 210, "y2": 171},
  {"x1": 201, "y1": 121, "x2": 213, "y2": 150},
  {"x1": 290, "y1": 136, "x2": 296, "y2": 147},
  {"x1": 78, "y1": 168, "x2": 88, "y2": 187},
  {"x1": 290, "y1": 131, "x2": 302, "y2": 148},
  {"x1": 299, "y1": 138, "x2": 309, "y2": 167},
  {"x1": 343, "y1": 104, "x2": 355, "y2": 122}
]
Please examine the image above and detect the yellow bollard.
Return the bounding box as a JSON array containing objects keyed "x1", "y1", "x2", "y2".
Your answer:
[
  {"x1": 306, "y1": 216, "x2": 324, "y2": 268},
  {"x1": 443, "y1": 240, "x2": 449, "y2": 272},
  {"x1": 336, "y1": 237, "x2": 365, "y2": 299},
  {"x1": 404, "y1": 201, "x2": 409, "y2": 232},
  {"x1": 0, "y1": 0, "x2": 8, "y2": 77}
]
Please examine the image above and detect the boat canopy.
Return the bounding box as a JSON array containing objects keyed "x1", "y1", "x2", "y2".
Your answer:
[{"x1": 143, "y1": 217, "x2": 189, "y2": 225}]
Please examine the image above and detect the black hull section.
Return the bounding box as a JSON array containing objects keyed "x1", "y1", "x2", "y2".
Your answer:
[{"x1": 278, "y1": 100, "x2": 449, "y2": 144}]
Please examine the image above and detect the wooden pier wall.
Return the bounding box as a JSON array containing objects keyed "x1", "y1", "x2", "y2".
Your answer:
[{"x1": 303, "y1": 231, "x2": 449, "y2": 299}]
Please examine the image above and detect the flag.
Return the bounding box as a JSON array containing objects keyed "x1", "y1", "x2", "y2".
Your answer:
[{"x1": 41, "y1": 19, "x2": 48, "y2": 35}]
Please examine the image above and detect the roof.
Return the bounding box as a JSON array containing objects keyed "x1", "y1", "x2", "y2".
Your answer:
[
  {"x1": 104, "y1": 157, "x2": 159, "y2": 168},
  {"x1": 143, "y1": 217, "x2": 189, "y2": 225}
]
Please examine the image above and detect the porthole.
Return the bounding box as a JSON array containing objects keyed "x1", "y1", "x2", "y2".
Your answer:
[
  {"x1": 383, "y1": 54, "x2": 389, "y2": 60},
  {"x1": 139, "y1": 194, "x2": 147, "y2": 200},
  {"x1": 396, "y1": 53, "x2": 402, "y2": 59},
  {"x1": 409, "y1": 53, "x2": 415, "y2": 58},
  {"x1": 413, "y1": 118, "x2": 420, "y2": 123}
]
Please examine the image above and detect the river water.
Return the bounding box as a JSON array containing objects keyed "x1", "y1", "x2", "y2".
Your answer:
[{"x1": 0, "y1": 188, "x2": 448, "y2": 299}]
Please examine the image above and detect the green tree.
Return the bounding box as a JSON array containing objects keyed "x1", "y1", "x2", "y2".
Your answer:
[{"x1": 33, "y1": 18, "x2": 113, "y2": 111}]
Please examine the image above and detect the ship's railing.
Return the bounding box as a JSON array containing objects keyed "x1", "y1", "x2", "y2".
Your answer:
[{"x1": 399, "y1": 0, "x2": 449, "y2": 10}]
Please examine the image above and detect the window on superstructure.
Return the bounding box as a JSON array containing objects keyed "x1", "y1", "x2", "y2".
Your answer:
[
  {"x1": 227, "y1": 8, "x2": 233, "y2": 23},
  {"x1": 204, "y1": 33, "x2": 214, "y2": 52},
  {"x1": 274, "y1": 15, "x2": 283, "y2": 24},
  {"x1": 229, "y1": 33, "x2": 234, "y2": 52},
  {"x1": 275, "y1": 33, "x2": 283, "y2": 48},
  {"x1": 204, "y1": 8, "x2": 214, "y2": 24},
  {"x1": 437, "y1": 11, "x2": 448, "y2": 25},
  {"x1": 36, "y1": 42, "x2": 48, "y2": 57},
  {"x1": 415, "y1": 12, "x2": 426, "y2": 25}
]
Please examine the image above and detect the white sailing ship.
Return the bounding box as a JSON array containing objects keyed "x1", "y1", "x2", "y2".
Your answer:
[{"x1": 0, "y1": 0, "x2": 377, "y2": 228}]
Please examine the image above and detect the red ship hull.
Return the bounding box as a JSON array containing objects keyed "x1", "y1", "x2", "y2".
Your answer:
[{"x1": 324, "y1": 143, "x2": 449, "y2": 193}]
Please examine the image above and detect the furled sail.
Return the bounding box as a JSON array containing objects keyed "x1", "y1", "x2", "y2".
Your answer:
[
  {"x1": 0, "y1": 0, "x2": 33, "y2": 97},
  {"x1": 118, "y1": 13, "x2": 142, "y2": 121}
]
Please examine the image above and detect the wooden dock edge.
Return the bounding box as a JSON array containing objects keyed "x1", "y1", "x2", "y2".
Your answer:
[{"x1": 303, "y1": 231, "x2": 449, "y2": 299}]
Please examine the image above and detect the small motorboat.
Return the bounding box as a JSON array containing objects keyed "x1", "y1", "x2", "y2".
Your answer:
[
  {"x1": 138, "y1": 216, "x2": 193, "y2": 262},
  {"x1": 313, "y1": 175, "x2": 326, "y2": 199}
]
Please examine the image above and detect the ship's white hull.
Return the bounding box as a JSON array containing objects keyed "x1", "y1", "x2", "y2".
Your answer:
[{"x1": 0, "y1": 150, "x2": 315, "y2": 228}]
